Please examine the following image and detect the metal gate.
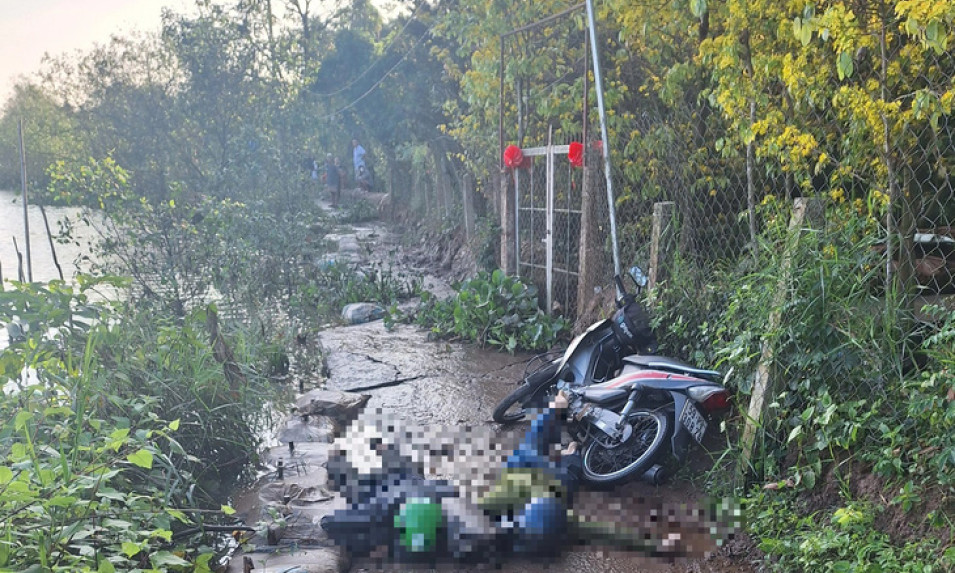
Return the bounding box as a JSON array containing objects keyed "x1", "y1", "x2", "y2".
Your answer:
[{"x1": 513, "y1": 138, "x2": 583, "y2": 315}]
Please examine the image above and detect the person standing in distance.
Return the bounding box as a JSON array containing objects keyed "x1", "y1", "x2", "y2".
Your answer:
[
  {"x1": 324, "y1": 154, "x2": 341, "y2": 207},
  {"x1": 352, "y1": 137, "x2": 375, "y2": 191},
  {"x1": 352, "y1": 138, "x2": 367, "y2": 182}
]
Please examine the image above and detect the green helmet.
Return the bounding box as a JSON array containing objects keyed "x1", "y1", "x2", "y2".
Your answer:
[{"x1": 394, "y1": 497, "x2": 444, "y2": 553}]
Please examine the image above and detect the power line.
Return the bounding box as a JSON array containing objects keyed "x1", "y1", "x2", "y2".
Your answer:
[
  {"x1": 315, "y1": 23, "x2": 434, "y2": 121},
  {"x1": 311, "y1": 2, "x2": 426, "y2": 97}
]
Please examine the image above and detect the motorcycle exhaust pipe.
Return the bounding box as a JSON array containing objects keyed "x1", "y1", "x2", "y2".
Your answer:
[{"x1": 640, "y1": 464, "x2": 667, "y2": 485}]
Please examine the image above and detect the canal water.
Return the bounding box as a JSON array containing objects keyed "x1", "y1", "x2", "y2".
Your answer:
[{"x1": 0, "y1": 188, "x2": 95, "y2": 284}]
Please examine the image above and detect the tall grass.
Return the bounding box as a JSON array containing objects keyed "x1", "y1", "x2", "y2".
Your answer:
[{"x1": 0, "y1": 277, "x2": 282, "y2": 570}]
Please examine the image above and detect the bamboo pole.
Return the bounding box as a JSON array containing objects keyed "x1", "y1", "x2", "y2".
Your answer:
[
  {"x1": 18, "y1": 118, "x2": 32, "y2": 282},
  {"x1": 39, "y1": 204, "x2": 63, "y2": 281}
]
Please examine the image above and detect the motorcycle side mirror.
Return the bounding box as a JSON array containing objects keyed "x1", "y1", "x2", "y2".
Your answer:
[{"x1": 629, "y1": 266, "x2": 649, "y2": 288}]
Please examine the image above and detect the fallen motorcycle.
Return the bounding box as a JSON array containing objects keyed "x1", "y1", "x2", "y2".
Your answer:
[{"x1": 492, "y1": 267, "x2": 731, "y2": 485}]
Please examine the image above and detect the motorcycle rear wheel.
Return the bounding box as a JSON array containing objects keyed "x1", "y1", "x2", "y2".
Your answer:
[
  {"x1": 491, "y1": 362, "x2": 560, "y2": 423},
  {"x1": 580, "y1": 409, "x2": 669, "y2": 485}
]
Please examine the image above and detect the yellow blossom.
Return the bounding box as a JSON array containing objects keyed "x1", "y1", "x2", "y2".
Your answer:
[{"x1": 869, "y1": 189, "x2": 890, "y2": 210}]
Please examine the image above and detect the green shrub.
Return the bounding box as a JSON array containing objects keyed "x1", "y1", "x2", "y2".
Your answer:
[
  {"x1": 696, "y1": 198, "x2": 899, "y2": 483},
  {"x1": 294, "y1": 261, "x2": 422, "y2": 322},
  {"x1": 645, "y1": 254, "x2": 733, "y2": 368},
  {"x1": 748, "y1": 491, "x2": 953, "y2": 572},
  {"x1": 0, "y1": 377, "x2": 210, "y2": 571},
  {"x1": 871, "y1": 305, "x2": 955, "y2": 486},
  {"x1": 0, "y1": 277, "x2": 281, "y2": 570},
  {"x1": 49, "y1": 157, "x2": 327, "y2": 319},
  {"x1": 409, "y1": 269, "x2": 570, "y2": 352}
]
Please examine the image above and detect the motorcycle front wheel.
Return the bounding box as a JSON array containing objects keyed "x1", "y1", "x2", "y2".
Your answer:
[
  {"x1": 491, "y1": 362, "x2": 560, "y2": 423},
  {"x1": 580, "y1": 410, "x2": 669, "y2": 485}
]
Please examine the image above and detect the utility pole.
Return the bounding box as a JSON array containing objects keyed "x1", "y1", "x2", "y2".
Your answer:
[{"x1": 584, "y1": 0, "x2": 620, "y2": 283}]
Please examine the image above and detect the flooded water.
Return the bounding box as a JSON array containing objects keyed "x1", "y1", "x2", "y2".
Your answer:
[{"x1": 0, "y1": 188, "x2": 96, "y2": 284}]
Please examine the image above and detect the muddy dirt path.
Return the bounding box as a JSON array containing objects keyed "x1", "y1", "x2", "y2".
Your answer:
[{"x1": 311, "y1": 222, "x2": 760, "y2": 573}]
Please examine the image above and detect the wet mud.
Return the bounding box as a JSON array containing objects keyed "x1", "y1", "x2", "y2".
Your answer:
[
  {"x1": 318, "y1": 320, "x2": 757, "y2": 573},
  {"x1": 229, "y1": 214, "x2": 760, "y2": 573}
]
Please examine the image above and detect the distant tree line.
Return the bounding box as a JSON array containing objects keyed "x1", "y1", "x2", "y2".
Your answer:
[{"x1": 0, "y1": 0, "x2": 952, "y2": 261}]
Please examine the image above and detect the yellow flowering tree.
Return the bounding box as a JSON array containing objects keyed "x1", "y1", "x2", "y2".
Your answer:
[{"x1": 434, "y1": 0, "x2": 591, "y2": 180}]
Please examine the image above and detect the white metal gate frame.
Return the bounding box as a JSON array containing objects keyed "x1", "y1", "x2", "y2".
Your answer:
[{"x1": 513, "y1": 138, "x2": 581, "y2": 314}]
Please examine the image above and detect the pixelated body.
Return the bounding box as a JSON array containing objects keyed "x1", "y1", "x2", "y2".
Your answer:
[{"x1": 319, "y1": 408, "x2": 741, "y2": 566}]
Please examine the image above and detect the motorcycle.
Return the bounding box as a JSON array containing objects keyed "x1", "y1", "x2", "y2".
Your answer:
[{"x1": 491, "y1": 267, "x2": 731, "y2": 486}]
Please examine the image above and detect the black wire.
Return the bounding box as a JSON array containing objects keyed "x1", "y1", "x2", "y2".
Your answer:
[
  {"x1": 315, "y1": 24, "x2": 435, "y2": 121},
  {"x1": 311, "y1": 2, "x2": 426, "y2": 97}
]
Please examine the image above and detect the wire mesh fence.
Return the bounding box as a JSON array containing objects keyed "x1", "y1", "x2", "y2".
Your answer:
[
  {"x1": 605, "y1": 70, "x2": 955, "y2": 301},
  {"x1": 514, "y1": 141, "x2": 584, "y2": 316},
  {"x1": 591, "y1": 23, "x2": 953, "y2": 467},
  {"x1": 494, "y1": 5, "x2": 955, "y2": 471},
  {"x1": 498, "y1": 6, "x2": 954, "y2": 326}
]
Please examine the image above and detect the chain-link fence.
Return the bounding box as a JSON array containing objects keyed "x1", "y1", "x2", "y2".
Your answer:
[
  {"x1": 513, "y1": 141, "x2": 584, "y2": 315},
  {"x1": 498, "y1": 7, "x2": 954, "y2": 316},
  {"x1": 496, "y1": 6, "x2": 955, "y2": 476},
  {"x1": 596, "y1": 17, "x2": 953, "y2": 474}
]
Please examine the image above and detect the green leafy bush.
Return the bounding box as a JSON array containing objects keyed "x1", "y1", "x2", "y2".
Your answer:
[
  {"x1": 294, "y1": 261, "x2": 422, "y2": 322},
  {"x1": 410, "y1": 269, "x2": 569, "y2": 352},
  {"x1": 645, "y1": 253, "x2": 733, "y2": 368},
  {"x1": 871, "y1": 305, "x2": 955, "y2": 486},
  {"x1": 0, "y1": 278, "x2": 280, "y2": 570},
  {"x1": 748, "y1": 491, "x2": 953, "y2": 572},
  {"x1": 649, "y1": 197, "x2": 955, "y2": 566},
  {"x1": 0, "y1": 378, "x2": 208, "y2": 572},
  {"x1": 48, "y1": 157, "x2": 327, "y2": 320},
  {"x1": 692, "y1": 198, "x2": 898, "y2": 483}
]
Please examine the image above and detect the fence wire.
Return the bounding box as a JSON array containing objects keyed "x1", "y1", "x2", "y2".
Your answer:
[
  {"x1": 498, "y1": 9, "x2": 955, "y2": 463},
  {"x1": 500, "y1": 7, "x2": 954, "y2": 325}
]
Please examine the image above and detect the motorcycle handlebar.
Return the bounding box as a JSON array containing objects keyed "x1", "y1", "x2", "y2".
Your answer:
[
  {"x1": 614, "y1": 274, "x2": 636, "y2": 308},
  {"x1": 614, "y1": 274, "x2": 627, "y2": 298}
]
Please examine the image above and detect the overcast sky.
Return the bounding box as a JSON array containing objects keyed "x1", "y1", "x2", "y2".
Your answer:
[{"x1": 0, "y1": 0, "x2": 212, "y2": 103}]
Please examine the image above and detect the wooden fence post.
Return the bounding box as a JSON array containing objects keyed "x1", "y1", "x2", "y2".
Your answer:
[
  {"x1": 501, "y1": 169, "x2": 516, "y2": 274},
  {"x1": 738, "y1": 197, "x2": 823, "y2": 484},
  {"x1": 576, "y1": 161, "x2": 600, "y2": 318},
  {"x1": 649, "y1": 201, "x2": 675, "y2": 290},
  {"x1": 462, "y1": 173, "x2": 476, "y2": 242}
]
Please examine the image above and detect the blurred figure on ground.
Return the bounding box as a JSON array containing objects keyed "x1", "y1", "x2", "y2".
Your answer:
[{"x1": 319, "y1": 391, "x2": 727, "y2": 565}]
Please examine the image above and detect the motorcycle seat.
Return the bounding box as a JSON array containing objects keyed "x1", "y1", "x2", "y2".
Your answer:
[
  {"x1": 580, "y1": 386, "x2": 629, "y2": 404},
  {"x1": 623, "y1": 355, "x2": 722, "y2": 381}
]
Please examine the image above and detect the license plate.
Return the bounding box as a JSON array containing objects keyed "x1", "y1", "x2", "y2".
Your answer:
[{"x1": 680, "y1": 402, "x2": 708, "y2": 444}]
